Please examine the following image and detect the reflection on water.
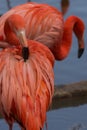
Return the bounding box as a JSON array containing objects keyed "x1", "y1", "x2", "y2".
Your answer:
[{"x1": 70, "y1": 124, "x2": 85, "y2": 130}]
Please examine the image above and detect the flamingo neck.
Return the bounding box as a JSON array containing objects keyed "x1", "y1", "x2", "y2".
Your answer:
[
  {"x1": 53, "y1": 16, "x2": 85, "y2": 60},
  {"x1": 4, "y1": 21, "x2": 19, "y2": 46}
]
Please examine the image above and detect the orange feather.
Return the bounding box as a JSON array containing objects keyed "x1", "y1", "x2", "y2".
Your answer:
[
  {"x1": 0, "y1": 40, "x2": 54, "y2": 130},
  {"x1": 0, "y1": 14, "x2": 55, "y2": 130},
  {"x1": 0, "y1": 2, "x2": 85, "y2": 60}
]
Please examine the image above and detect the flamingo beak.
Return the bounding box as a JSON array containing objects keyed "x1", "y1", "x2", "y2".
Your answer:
[
  {"x1": 78, "y1": 48, "x2": 84, "y2": 58},
  {"x1": 22, "y1": 47, "x2": 29, "y2": 62},
  {"x1": 16, "y1": 29, "x2": 28, "y2": 47},
  {"x1": 16, "y1": 29, "x2": 29, "y2": 61},
  {"x1": 78, "y1": 37, "x2": 84, "y2": 58}
]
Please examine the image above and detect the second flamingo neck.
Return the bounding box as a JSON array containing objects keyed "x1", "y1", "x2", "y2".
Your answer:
[{"x1": 53, "y1": 16, "x2": 85, "y2": 60}]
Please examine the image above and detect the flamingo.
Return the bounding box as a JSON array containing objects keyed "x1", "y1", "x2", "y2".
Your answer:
[
  {"x1": 0, "y1": 2, "x2": 85, "y2": 60},
  {"x1": 0, "y1": 14, "x2": 55, "y2": 130}
]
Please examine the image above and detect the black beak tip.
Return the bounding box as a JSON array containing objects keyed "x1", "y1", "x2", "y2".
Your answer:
[
  {"x1": 22, "y1": 47, "x2": 29, "y2": 62},
  {"x1": 78, "y1": 48, "x2": 84, "y2": 58}
]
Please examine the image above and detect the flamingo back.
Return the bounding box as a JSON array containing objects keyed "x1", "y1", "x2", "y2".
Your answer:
[{"x1": 0, "y1": 2, "x2": 63, "y2": 49}]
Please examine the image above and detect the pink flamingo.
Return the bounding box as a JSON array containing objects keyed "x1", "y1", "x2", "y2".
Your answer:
[
  {"x1": 0, "y1": 2, "x2": 85, "y2": 60},
  {"x1": 0, "y1": 14, "x2": 54, "y2": 130}
]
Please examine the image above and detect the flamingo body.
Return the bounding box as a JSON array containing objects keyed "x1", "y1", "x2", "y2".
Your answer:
[
  {"x1": 0, "y1": 40, "x2": 54, "y2": 130},
  {"x1": 0, "y1": 2, "x2": 85, "y2": 60}
]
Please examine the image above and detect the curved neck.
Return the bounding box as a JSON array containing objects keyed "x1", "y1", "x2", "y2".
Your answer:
[
  {"x1": 4, "y1": 21, "x2": 19, "y2": 46},
  {"x1": 53, "y1": 16, "x2": 85, "y2": 60}
]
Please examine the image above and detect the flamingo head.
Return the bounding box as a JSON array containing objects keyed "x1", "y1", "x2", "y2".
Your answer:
[{"x1": 5, "y1": 14, "x2": 29, "y2": 61}]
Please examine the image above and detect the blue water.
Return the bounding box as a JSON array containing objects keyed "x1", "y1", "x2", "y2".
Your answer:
[
  {"x1": 0, "y1": 105, "x2": 87, "y2": 130},
  {"x1": 0, "y1": 0, "x2": 87, "y2": 130},
  {"x1": 47, "y1": 105, "x2": 87, "y2": 130}
]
